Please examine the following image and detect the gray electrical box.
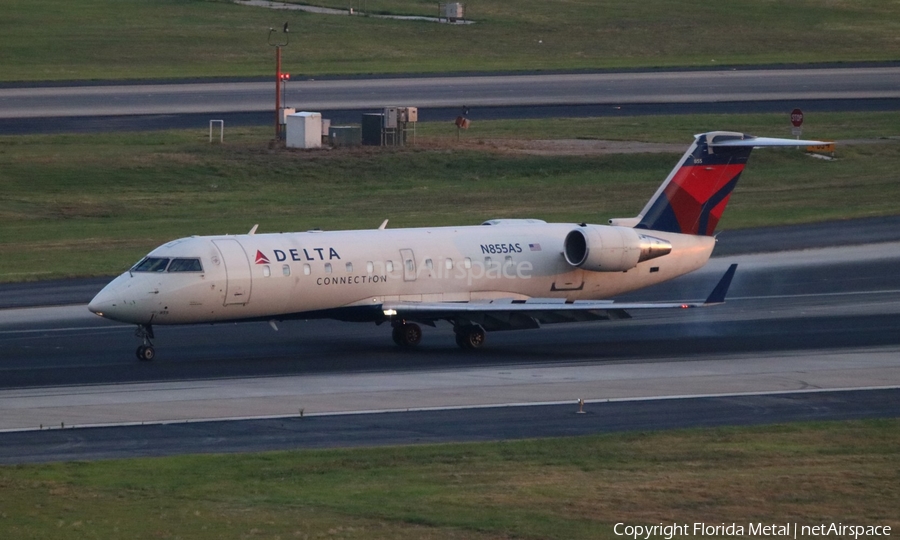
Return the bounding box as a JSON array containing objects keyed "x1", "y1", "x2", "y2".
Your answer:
[{"x1": 383, "y1": 107, "x2": 399, "y2": 129}]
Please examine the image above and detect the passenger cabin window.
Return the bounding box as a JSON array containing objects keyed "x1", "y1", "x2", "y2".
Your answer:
[
  {"x1": 167, "y1": 258, "x2": 203, "y2": 273},
  {"x1": 346, "y1": 262, "x2": 353, "y2": 273},
  {"x1": 263, "y1": 265, "x2": 271, "y2": 277},
  {"x1": 425, "y1": 259, "x2": 433, "y2": 270},
  {"x1": 325, "y1": 263, "x2": 332, "y2": 274},
  {"x1": 366, "y1": 261, "x2": 374, "y2": 274},
  {"x1": 445, "y1": 259, "x2": 453, "y2": 270},
  {"x1": 303, "y1": 264, "x2": 311, "y2": 275},
  {"x1": 282, "y1": 264, "x2": 291, "y2": 276},
  {"x1": 386, "y1": 261, "x2": 394, "y2": 273},
  {"x1": 132, "y1": 257, "x2": 170, "y2": 273},
  {"x1": 464, "y1": 258, "x2": 472, "y2": 269}
]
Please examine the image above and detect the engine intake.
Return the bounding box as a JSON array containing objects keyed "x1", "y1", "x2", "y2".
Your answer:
[{"x1": 564, "y1": 226, "x2": 672, "y2": 272}]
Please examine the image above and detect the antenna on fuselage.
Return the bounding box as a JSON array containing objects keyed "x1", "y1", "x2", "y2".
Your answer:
[
  {"x1": 248, "y1": 224, "x2": 259, "y2": 235},
  {"x1": 378, "y1": 219, "x2": 389, "y2": 230}
]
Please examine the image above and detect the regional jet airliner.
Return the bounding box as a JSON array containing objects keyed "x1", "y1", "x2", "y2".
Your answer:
[{"x1": 89, "y1": 132, "x2": 824, "y2": 360}]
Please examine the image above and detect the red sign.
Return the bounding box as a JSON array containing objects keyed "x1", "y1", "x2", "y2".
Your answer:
[{"x1": 790, "y1": 108, "x2": 804, "y2": 127}]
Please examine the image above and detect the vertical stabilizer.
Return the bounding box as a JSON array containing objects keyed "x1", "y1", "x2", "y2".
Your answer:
[
  {"x1": 624, "y1": 132, "x2": 826, "y2": 236},
  {"x1": 634, "y1": 132, "x2": 751, "y2": 236}
]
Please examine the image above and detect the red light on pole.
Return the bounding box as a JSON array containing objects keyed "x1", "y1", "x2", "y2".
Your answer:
[{"x1": 268, "y1": 23, "x2": 290, "y2": 141}]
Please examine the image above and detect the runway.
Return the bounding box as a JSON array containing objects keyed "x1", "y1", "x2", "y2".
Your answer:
[
  {"x1": 3, "y1": 242, "x2": 900, "y2": 390},
  {"x1": 2, "y1": 389, "x2": 898, "y2": 464},
  {"x1": 2, "y1": 67, "x2": 899, "y2": 133},
  {"x1": 1, "y1": 232, "x2": 899, "y2": 462}
]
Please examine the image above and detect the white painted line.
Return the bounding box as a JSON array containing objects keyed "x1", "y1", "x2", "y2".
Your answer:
[
  {"x1": 0, "y1": 326, "x2": 127, "y2": 335},
  {"x1": 729, "y1": 289, "x2": 900, "y2": 301},
  {"x1": 2, "y1": 384, "x2": 897, "y2": 434}
]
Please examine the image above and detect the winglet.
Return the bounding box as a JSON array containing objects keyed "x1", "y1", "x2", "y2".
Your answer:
[
  {"x1": 378, "y1": 219, "x2": 389, "y2": 230},
  {"x1": 248, "y1": 224, "x2": 259, "y2": 235},
  {"x1": 704, "y1": 264, "x2": 738, "y2": 304}
]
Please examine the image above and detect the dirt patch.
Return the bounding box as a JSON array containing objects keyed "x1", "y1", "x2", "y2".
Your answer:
[{"x1": 415, "y1": 138, "x2": 686, "y2": 156}]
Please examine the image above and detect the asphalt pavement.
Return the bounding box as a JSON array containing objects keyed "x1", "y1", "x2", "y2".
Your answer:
[
  {"x1": 2, "y1": 389, "x2": 897, "y2": 464},
  {"x1": 2, "y1": 67, "x2": 899, "y2": 134}
]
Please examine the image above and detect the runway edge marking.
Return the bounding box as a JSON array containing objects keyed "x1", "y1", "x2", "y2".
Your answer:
[{"x1": 2, "y1": 385, "x2": 898, "y2": 434}]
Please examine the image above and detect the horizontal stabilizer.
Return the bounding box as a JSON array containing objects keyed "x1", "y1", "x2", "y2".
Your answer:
[
  {"x1": 704, "y1": 263, "x2": 738, "y2": 304},
  {"x1": 633, "y1": 132, "x2": 828, "y2": 237},
  {"x1": 710, "y1": 136, "x2": 827, "y2": 147}
]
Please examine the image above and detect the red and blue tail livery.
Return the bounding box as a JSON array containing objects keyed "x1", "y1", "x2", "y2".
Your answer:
[{"x1": 630, "y1": 132, "x2": 823, "y2": 236}]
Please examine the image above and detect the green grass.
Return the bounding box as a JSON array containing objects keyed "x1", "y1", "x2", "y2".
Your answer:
[
  {"x1": 1, "y1": 419, "x2": 898, "y2": 539},
  {"x1": 417, "y1": 110, "x2": 900, "y2": 142},
  {"x1": 2, "y1": 0, "x2": 900, "y2": 81},
  {"x1": 2, "y1": 111, "x2": 899, "y2": 281}
]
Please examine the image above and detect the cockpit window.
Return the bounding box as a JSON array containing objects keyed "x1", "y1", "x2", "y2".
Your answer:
[
  {"x1": 167, "y1": 258, "x2": 203, "y2": 272},
  {"x1": 132, "y1": 257, "x2": 203, "y2": 273},
  {"x1": 132, "y1": 257, "x2": 170, "y2": 272}
]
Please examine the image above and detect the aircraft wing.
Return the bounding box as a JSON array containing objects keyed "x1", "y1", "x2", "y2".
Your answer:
[{"x1": 381, "y1": 264, "x2": 737, "y2": 330}]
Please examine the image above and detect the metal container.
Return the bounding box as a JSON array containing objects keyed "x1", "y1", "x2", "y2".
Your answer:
[
  {"x1": 329, "y1": 125, "x2": 361, "y2": 147},
  {"x1": 286, "y1": 111, "x2": 322, "y2": 149},
  {"x1": 383, "y1": 107, "x2": 399, "y2": 129},
  {"x1": 361, "y1": 113, "x2": 384, "y2": 146}
]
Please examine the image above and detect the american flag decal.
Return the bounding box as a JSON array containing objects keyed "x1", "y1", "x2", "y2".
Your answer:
[{"x1": 529, "y1": 243, "x2": 541, "y2": 251}]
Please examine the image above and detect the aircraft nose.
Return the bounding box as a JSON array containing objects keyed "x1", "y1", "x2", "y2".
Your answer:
[
  {"x1": 88, "y1": 273, "x2": 157, "y2": 324},
  {"x1": 88, "y1": 283, "x2": 121, "y2": 318}
]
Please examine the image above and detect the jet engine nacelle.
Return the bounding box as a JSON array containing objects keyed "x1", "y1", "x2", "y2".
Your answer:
[{"x1": 564, "y1": 225, "x2": 672, "y2": 272}]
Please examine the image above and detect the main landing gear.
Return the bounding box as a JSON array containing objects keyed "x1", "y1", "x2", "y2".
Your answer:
[
  {"x1": 389, "y1": 321, "x2": 487, "y2": 350},
  {"x1": 454, "y1": 324, "x2": 486, "y2": 350},
  {"x1": 135, "y1": 324, "x2": 156, "y2": 361},
  {"x1": 392, "y1": 322, "x2": 422, "y2": 347}
]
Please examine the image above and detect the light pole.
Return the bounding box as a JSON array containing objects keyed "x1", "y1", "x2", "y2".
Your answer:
[{"x1": 268, "y1": 22, "x2": 289, "y2": 141}]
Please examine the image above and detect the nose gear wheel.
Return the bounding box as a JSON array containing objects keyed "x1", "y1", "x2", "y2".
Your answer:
[{"x1": 134, "y1": 324, "x2": 156, "y2": 361}]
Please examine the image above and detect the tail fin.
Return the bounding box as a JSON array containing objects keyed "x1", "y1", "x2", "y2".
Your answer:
[{"x1": 615, "y1": 132, "x2": 824, "y2": 236}]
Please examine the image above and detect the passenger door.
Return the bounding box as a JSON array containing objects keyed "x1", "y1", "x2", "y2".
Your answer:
[{"x1": 212, "y1": 239, "x2": 253, "y2": 305}]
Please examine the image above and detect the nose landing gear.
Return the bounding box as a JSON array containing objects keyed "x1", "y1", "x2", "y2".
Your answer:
[{"x1": 135, "y1": 324, "x2": 156, "y2": 361}]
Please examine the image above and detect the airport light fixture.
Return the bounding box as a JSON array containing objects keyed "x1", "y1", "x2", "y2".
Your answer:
[{"x1": 268, "y1": 22, "x2": 290, "y2": 140}]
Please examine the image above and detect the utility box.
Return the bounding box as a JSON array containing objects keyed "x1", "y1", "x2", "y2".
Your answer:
[
  {"x1": 443, "y1": 2, "x2": 463, "y2": 21},
  {"x1": 329, "y1": 125, "x2": 362, "y2": 147},
  {"x1": 361, "y1": 113, "x2": 384, "y2": 145},
  {"x1": 286, "y1": 112, "x2": 322, "y2": 149},
  {"x1": 321, "y1": 118, "x2": 331, "y2": 143},
  {"x1": 279, "y1": 107, "x2": 296, "y2": 125},
  {"x1": 383, "y1": 107, "x2": 399, "y2": 129},
  {"x1": 400, "y1": 107, "x2": 418, "y2": 123}
]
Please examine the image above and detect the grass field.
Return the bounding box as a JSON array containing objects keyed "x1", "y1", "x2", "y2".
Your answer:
[
  {"x1": 2, "y1": 111, "x2": 899, "y2": 282},
  {"x1": 1, "y1": 419, "x2": 898, "y2": 539},
  {"x1": 2, "y1": 0, "x2": 900, "y2": 81}
]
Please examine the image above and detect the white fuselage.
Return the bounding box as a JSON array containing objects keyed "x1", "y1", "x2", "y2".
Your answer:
[{"x1": 89, "y1": 221, "x2": 715, "y2": 326}]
